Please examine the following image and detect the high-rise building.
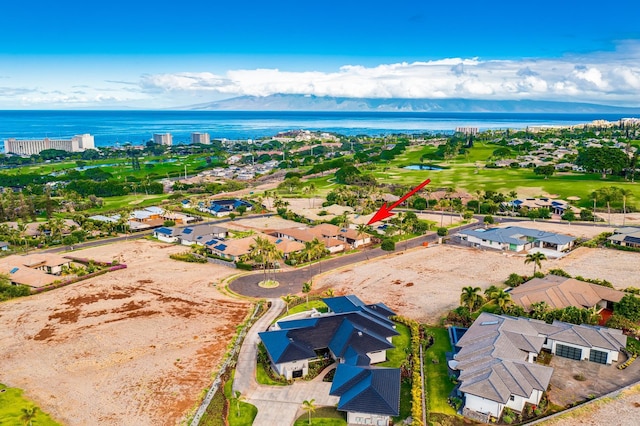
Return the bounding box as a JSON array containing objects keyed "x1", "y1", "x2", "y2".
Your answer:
[
  {"x1": 191, "y1": 132, "x2": 211, "y2": 144},
  {"x1": 4, "y1": 134, "x2": 95, "y2": 156},
  {"x1": 153, "y1": 133, "x2": 173, "y2": 146}
]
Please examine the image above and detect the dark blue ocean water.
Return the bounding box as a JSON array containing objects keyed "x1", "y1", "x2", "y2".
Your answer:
[{"x1": 0, "y1": 110, "x2": 634, "y2": 149}]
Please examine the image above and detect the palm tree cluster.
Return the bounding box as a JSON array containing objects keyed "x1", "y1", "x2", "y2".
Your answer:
[
  {"x1": 460, "y1": 285, "x2": 513, "y2": 314},
  {"x1": 591, "y1": 186, "x2": 634, "y2": 225},
  {"x1": 246, "y1": 236, "x2": 283, "y2": 282}
]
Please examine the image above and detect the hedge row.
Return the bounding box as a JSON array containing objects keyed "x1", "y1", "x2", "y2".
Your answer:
[{"x1": 392, "y1": 315, "x2": 424, "y2": 426}]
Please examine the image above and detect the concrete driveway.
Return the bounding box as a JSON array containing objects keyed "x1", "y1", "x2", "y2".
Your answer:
[{"x1": 233, "y1": 298, "x2": 339, "y2": 425}]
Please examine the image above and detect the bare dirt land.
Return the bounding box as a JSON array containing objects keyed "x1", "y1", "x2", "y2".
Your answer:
[
  {"x1": 541, "y1": 385, "x2": 640, "y2": 426},
  {"x1": 316, "y1": 241, "x2": 639, "y2": 323},
  {"x1": 0, "y1": 240, "x2": 250, "y2": 426},
  {"x1": 226, "y1": 215, "x2": 306, "y2": 233}
]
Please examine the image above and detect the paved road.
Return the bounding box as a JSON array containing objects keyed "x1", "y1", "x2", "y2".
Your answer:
[{"x1": 229, "y1": 220, "x2": 480, "y2": 298}]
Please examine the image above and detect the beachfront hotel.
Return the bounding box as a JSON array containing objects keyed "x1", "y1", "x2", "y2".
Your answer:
[
  {"x1": 4, "y1": 134, "x2": 95, "y2": 156},
  {"x1": 191, "y1": 132, "x2": 211, "y2": 144},
  {"x1": 153, "y1": 133, "x2": 173, "y2": 146}
]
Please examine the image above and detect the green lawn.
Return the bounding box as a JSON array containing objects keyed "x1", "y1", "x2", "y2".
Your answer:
[
  {"x1": 293, "y1": 407, "x2": 347, "y2": 426},
  {"x1": 0, "y1": 384, "x2": 61, "y2": 426},
  {"x1": 378, "y1": 322, "x2": 412, "y2": 420},
  {"x1": 379, "y1": 322, "x2": 410, "y2": 368},
  {"x1": 363, "y1": 144, "x2": 640, "y2": 211},
  {"x1": 424, "y1": 327, "x2": 458, "y2": 416},
  {"x1": 83, "y1": 193, "x2": 172, "y2": 213},
  {"x1": 224, "y1": 370, "x2": 258, "y2": 425},
  {"x1": 276, "y1": 300, "x2": 329, "y2": 322}
]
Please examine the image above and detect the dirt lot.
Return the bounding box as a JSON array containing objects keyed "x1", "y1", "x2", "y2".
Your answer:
[
  {"x1": 0, "y1": 240, "x2": 250, "y2": 426},
  {"x1": 316, "y1": 240, "x2": 639, "y2": 323}
]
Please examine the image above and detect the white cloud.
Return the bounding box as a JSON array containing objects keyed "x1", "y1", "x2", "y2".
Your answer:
[{"x1": 137, "y1": 42, "x2": 640, "y2": 106}]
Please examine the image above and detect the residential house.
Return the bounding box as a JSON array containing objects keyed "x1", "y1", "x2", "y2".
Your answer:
[
  {"x1": 454, "y1": 313, "x2": 626, "y2": 422},
  {"x1": 178, "y1": 225, "x2": 228, "y2": 246},
  {"x1": 259, "y1": 295, "x2": 401, "y2": 425},
  {"x1": 153, "y1": 227, "x2": 179, "y2": 243},
  {"x1": 0, "y1": 253, "x2": 73, "y2": 287},
  {"x1": 273, "y1": 227, "x2": 347, "y2": 253},
  {"x1": 458, "y1": 226, "x2": 575, "y2": 252},
  {"x1": 206, "y1": 233, "x2": 303, "y2": 261},
  {"x1": 197, "y1": 199, "x2": 253, "y2": 217},
  {"x1": 314, "y1": 223, "x2": 371, "y2": 248},
  {"x1": 508, "y1": 275, "x2": 626, "y2": 316},
  {"x1": 0, "y1": 241, "x2": 9, "y2": 251},
  {"x1": 607, "y1": 227, "x2": 640, "y2": 248}
]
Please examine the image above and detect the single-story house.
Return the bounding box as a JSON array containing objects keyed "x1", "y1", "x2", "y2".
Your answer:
[
  {"x1": 160, "y1": 211, "x2": 197, "y2": 225},
  {"x1": 458, "y1": 226, "x2": 575, "y2": 252},
  {"x1": 607, "y1": 227, "x2": 640, "y2": 249},
  {"x1": 0, "y1": 241, "x2": 9, "y2": 251},
  {"x1": 0, "y1": 253, "x2": 74, "y2": 287},
  {"x1": 506, "y1": 198, "x2": 573, "y2": 216},
  {"x1": 508, "y1": 275, "x2": 626, "y2": 314},
  {"x1": 314, "y1": 223, "x2": 371, "y2": 248},
  {"x1": 206, "y1": 233, "x2": 303, "y2": 261},
  {"x1": 178, "y1": 225, "x2": 228, "y2": 246},
  {"x1": 273, "y1": 227, "x2": 347, "y2": 253},
  {"x1": 198, "y1": 199, "x2": 253, "y2": 217},
  {"x1": 454, "y1": 313, "x2": 626, "y2": 422},
  {"x1": 260, "y1": 295, "x2": 401, "y2": 425},
  {"x1": 153, "y1": 227, "x2": 179, "y2": 243}
]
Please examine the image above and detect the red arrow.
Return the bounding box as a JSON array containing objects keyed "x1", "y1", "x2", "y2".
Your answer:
[{"x1": 367, "y1": 178, "x2": 431, "y2": 225}]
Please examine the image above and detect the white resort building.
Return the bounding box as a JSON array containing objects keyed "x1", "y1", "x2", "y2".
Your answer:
[{"x1": 4, "y1": 134, "x2": 95, "y2": 156}]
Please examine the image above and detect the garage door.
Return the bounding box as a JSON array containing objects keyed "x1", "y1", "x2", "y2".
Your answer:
[
  {"x1": 589, "y1": 349, "x2": 608, "y2": 364},
  {"x1": 556, "y1": 344, "x2": 582, "y2": 360}
]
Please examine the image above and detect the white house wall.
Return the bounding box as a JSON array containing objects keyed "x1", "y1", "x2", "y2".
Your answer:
[
  {"x1": 464, "y1": 394, "x2": 504, "y2": 418},
  {"x1": 367, "y1": 350, "x2": 387, "y2": 364},
  {"x1": 347, "y1": 411, "x2": 390, "y2": 426},
  {"x1": 274, "y1": 359, "x2": 309, "y2": 380},
  {"x1": 505, "y1": 389, "x2": 543, "y2": 412},
  {"x1": 156, "y1": 234, "x2": 178, "y2": 243}
]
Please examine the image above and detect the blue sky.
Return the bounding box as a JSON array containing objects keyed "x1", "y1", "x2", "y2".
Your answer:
[{"x1": 1, "y1": 0, "x2": 640, "y2": 108}]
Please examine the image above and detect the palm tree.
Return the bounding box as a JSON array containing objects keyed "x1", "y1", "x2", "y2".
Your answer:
[
  {"x1": 248, "y1": 236, "x2": 278, "y2": 282},
  {"x1": 439, "y1": 199, "x2": 450, "y2": 228},
  {"x1": 16, "y1": 220, "x2": 28, "y2": 252},
  {"x1": 489, "y1": 289, "x2": 512, "y2": 313},
  {"x1": 302, "y1": 281, "x2": 313, "y2": 306},
  {"x1": 619, "y1": 188, "x2": 633, "y2": 226},
  {"x1": 281, "y1": 294, "x2": 295, "y2": 314},
  {"x1": 338, "y1": 212, "x2": 350, "y2": 230},
  {"x1": 233, "y1": 390, "x2": 244, "y2": 417},
  {"x1": 594, "y1": 186, "x2": 621, "y2": 225},
  {"x1": 323, "y1": 288, "x2": 335, "y2": 298},
  {"x1": 302, "y1": 399, "x2": 316, "y2": 425},
  {"x1": 20, "y1": 406, "x2": 37, "y2": 426},
  {"x1": 524, "y1": 252, "x2": 547, "y2": 275},
  {"x1": 460, "y1": 286, "x2": 483, "y2": 312},
  {"x1": 307, "y1": 183, "x2": 317, "y2": 208},
  {"x1": 530, "y1": 301, "x2": 550, "y2": 320}
]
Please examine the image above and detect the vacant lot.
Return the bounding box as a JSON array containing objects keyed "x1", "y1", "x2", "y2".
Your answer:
[
  {"x1": 316, "y1": 242, "x2": 639, "y2": 322},
  {"x1": 0, "y1": 240, "x2": 250, "y2": 426}
]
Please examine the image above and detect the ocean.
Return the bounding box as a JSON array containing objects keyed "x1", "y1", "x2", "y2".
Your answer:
[{"x1": 0, "y1": 110, "x2": 634, "y2": 149}]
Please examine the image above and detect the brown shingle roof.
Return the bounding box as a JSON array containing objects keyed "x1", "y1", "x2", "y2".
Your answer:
[{"x1": 509, "y1": 276, "x2": 626, "y2": 311}]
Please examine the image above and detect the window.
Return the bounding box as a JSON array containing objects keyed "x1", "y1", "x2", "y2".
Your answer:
[
  {"x1": 589, "y1": 349, "x2": 608, "y2": 364},
  {"x1": 556, "y1": 344, "x2": 582, "y2": 360}
]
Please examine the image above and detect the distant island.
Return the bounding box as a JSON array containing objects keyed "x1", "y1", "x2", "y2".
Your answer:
[{"x1": 182, "y1": 94, "x2": 640, "y2": 114}]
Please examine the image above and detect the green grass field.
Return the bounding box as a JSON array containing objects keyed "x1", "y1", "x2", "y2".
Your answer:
[
  {"x1": 379, "y1": 323, "x2": 410, "y2": 369},
  {"x1": 424, "y1": 327, "x2": 458, "y2": 416},
  {"x1": 276, "y1": 300, "x2": 328, "y2": 322},
  {"x1": 0, "y1": 384, "x2": 60, "y2": 426},
  {"x1": 293, "y1": 407, "x2": 347, "y2": 426}
]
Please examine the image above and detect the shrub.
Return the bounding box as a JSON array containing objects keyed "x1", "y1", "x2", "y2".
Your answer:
[
  {"x1": 548, "y1": 268, "x2": 571, "y2": 277},
  {"x1": 483, "y1": 215, "x2": 494, "y2": 224},
  {"x1": 381, "y1": 239, "x2": 396, "y2": 251},
  {"x1": 505, "y1": 273, "x2": 525, "y2": 287},
  {"x1": 169, "y1": 252, "x2": 207, "y2": 263},
  {"x1": 436, "y1": 227, "x2": 448, "y2": 237},
  {"x1": 235, "y1": 262, "x2": 253, "y2": 271}
]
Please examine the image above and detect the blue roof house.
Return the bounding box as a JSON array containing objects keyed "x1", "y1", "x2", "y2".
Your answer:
[
  {"x1": 153, "y1": 227, "x2": 178, "y2": 243},
  {"x1": 258, "y1": 295, "x2": 401, "y2": 425}
]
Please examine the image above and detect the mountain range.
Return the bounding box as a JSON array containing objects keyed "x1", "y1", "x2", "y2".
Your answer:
[{"x1": 182, "y1": 94, "x2": 640, "y2": 114}]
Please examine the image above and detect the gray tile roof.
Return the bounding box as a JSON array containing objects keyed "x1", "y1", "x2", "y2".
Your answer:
[{"x1": 459, "y1": 226, "x2": 575, "y2": 247}]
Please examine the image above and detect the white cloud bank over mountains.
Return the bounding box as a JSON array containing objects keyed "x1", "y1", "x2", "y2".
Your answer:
[
  {"x1": 4, "y1": 41, "x2": 640, "y2": 108},
  {"x1": 138, "y1": 42, "x2": 640, "y2": 107}
]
